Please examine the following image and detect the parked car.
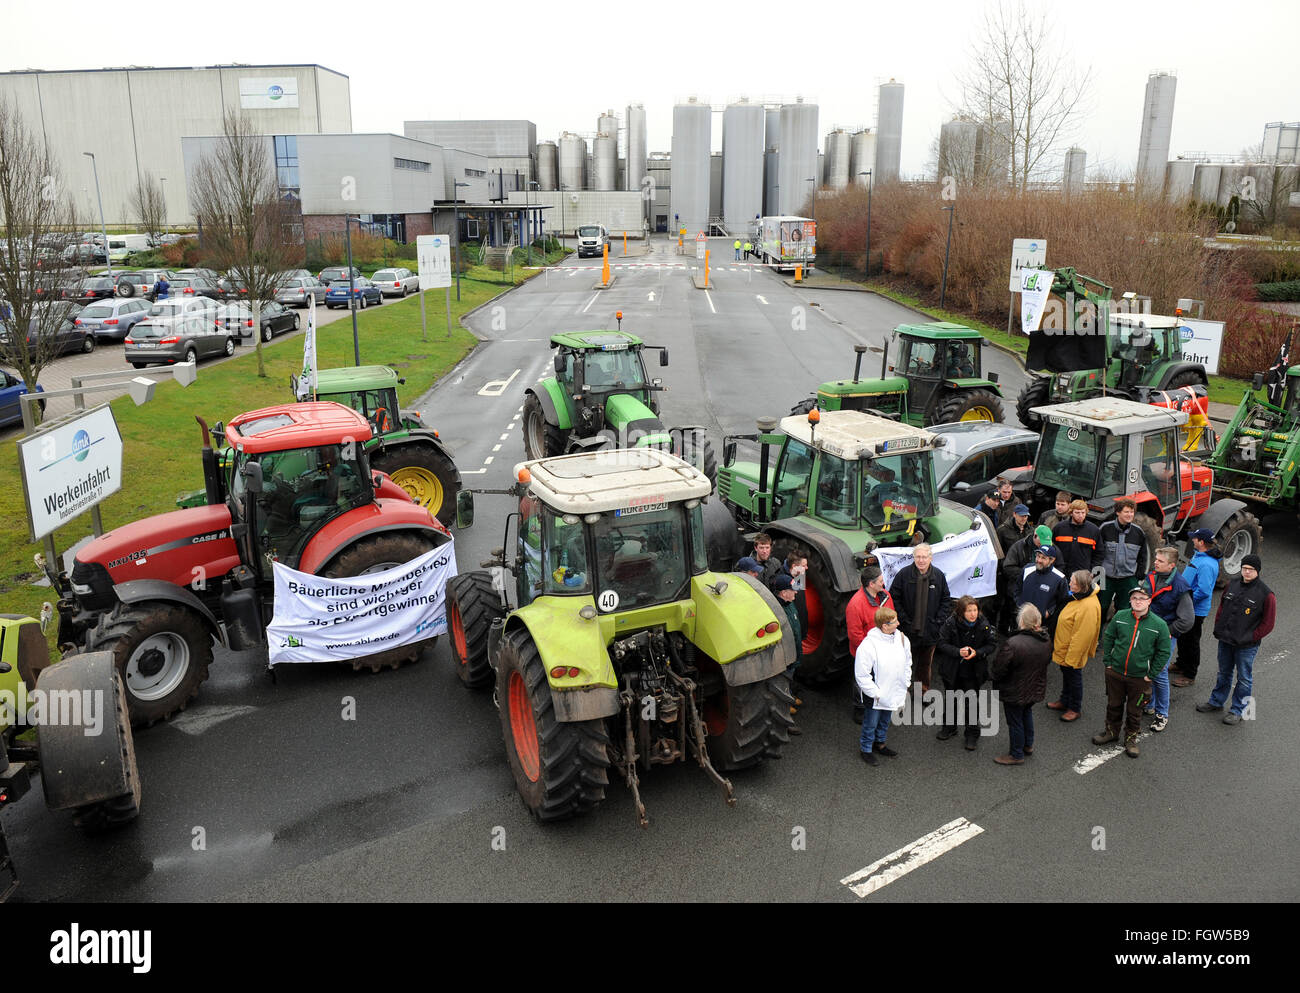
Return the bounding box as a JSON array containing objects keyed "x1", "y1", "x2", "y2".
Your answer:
[
  {"x1": 0, "y1": 303, "x2": 94, "y2": 357},
  {"x1": 325, "y1": 276, "x2": 383, "y2": 309},
  {"x1": 167, "y1": 275, "x2": 223, "y2": 300},
  {"x1": 318, "y1": 266, "x2": 362, "y2": 286},
  {"x1": 175, "y1": 267, "x2": 222, "y2": 284},
  {"x1": 372, "y1": 267, "x2": 419, "y2": 298},
  {"x1": 60, "y1": 276, "x2": 116, "y2": 305},
  {"x1": 115, "y1": 270, "x2": 174, "y2": 301},
  {"x1": 0, "y1": 368, "x2": 45, "y2": 428},
  {"x1": 275, "y1": 275, "x2": 328, "y2": 308},
  {"x1": 123, "y1": 297, "x2": 228, "y2": 368},
  {"x1": 73, "y1": 298, "x2": 153, "y2": 341},
  {"x1": 106, "y1": 234, "x2": 153, "y2": 262},
  {"x1": 928, "y1": 422, "x2": 1039, "y2": 506},
  {"x1": 218, "y1": 300, "x2": 301, "y2": 342}
]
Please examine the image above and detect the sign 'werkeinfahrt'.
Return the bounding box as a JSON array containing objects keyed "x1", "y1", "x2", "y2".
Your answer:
[{"x1": 16, "y1": 404, "x2": 124, "y2": 542}]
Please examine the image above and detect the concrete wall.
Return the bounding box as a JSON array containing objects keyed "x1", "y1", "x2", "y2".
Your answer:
[
  {"x1": 507, "y1": 190, "x2": 644, "y2": 239},
  {"x1": 296, "y1": 134, "x2": 444, "y2": 215},
  {"x1": 404, "y1": 120, "x2": 536, "y2": 163}
]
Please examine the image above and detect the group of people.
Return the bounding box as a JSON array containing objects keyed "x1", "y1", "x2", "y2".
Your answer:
[
  {"x1": 733, "y1": 239, "x2": 755, "y2": 261},
  {"x1": 734, "y1": 534, "x2": 809, "y2": 732}
]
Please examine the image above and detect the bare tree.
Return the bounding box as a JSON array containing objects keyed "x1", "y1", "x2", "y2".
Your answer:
[
  {"x1": 0, "y1": 98, "x2": 85, "y2": 420},
  {"x1": 954, "y1": 1, "x2": 1091, "y2": 194},
  {"x1": 188, "y1": 108, "x2": 299, "y2": 378},
  {"x1": 130, "y1": 171, "x2": 167, "y2": 247}
]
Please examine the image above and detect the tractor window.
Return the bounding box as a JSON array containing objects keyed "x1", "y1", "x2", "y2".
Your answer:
[
  {"x1": 1095, "y1": 434, "x2": 1127, "y2": 499},
  {"x1": 244, "y1": 446, "x2": 369, "y2": 560},
  {"x1": 688, "y1": 504, "x2": 708, "y2": 574},
  {"x1": 814, "y1": 452, "x2": 857, "y2": 526},
  {"x1": 519, "y1": 497, "x2": 543, "y2": 604},
  {"x1": 1034, "y1": 422, "x2": 1101, "y2": 497},
  {"x1": 776, "y1": 438, "x2": 814, "y2": 514},
  {"x1": 899, "y1": 339, "x2": 939, "y2": 378},
  {"x1": 861, "y1": 453, "x2": 936, "y2": 527},
  {"x1": 1141, "y1": 430, "x2": 1180, "y2": 508},
  {"x1": 944, "y1": 341, "x2": 976, "y2": 378},
  {"x1": 543, "y1": 512, "x2": 591, "y2": 595},
  {"x1": 582, "y1": 349, "x2": 645, "y2": 390},
  {"x1": 591, "y1": 506, "x2": 690, "y2": 610},
  {"x1": 339, "y1": 388, "x2": 399, "y2": 434}
]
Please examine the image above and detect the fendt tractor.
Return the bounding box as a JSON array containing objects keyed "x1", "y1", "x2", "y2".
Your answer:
[
  {"x1": 2, "y1": 616, "x2": 141, "y2": 899},
  {"x1": 291, "y1": 365, "x2": 461, "y2": 525},
  {"x1": 717, "y1": 408, "x2": 1003, "y2": 682},
  {"x1": 445, "y1": 449, "x2": 796, "y2": 826},
  {"x1": 1006, "y1": 396, "x2": 1261, "y2": 582},
  {"x1": 521, "y1": 327, "x2": 717, "y2": 486},
  {"x1": 1015, "y1": 267, "x2": 1208, "y2": 429},
  {"x1": 48, "y1": 401, "x2": 452, "y2": 726},
  {"x1": 792, "y1": 324, "x2": 1007, "y2": 425}
]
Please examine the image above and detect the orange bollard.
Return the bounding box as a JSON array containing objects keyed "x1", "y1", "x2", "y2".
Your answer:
[
  {"x1": 705, "y1": 249, "x2": 710, "y2": 288},
  {"x1": 602, "y1": 243, "x2": 610, "y2": 285},
  {"x1": 623, "y1": 231, "x2": 627, "y2": 254},
  {"x1": 795, "y1": 265, "x2": 803, "y2": 282}
]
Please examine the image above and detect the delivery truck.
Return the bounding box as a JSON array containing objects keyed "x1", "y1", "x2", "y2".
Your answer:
[{"x1": 755, "y1": 216, "x2": 816, "y2": 272}]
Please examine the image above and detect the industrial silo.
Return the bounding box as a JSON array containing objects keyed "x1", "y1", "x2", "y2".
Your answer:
[
  {"x1": 670, "y1": 98, "x2": 711, "y2": 236},
  {"x1": 1193, "y1": 164, "x2": 1221, "y2": 205},
  {"x1": 763, "y1": 107, "x2": 781, "y2": 215},
  {"x1": 594, "y1": 133, "x2": 617, "y2": 190},
  {"x1": 537, "y1": 141, "x2": 558, "y2": 191},
  {"x1": 625, "y1": 103, "x2": 647, "y2": 192},
  {"x1": 850, "y1": 129, "x2": 876, "y2": 184},
  {"x1": 1063, "y1": 146, "x2": 1087, "y2": 194},
  {"x1": 558, "y1": 132, "x2": 586, "y2": 192},
  {"x1": 1217, "y1": 165, "x2": 1247, "y2": 208},
  {"x1": 1164, "y1": 159, "x2": 1197, "y2": 202},
  {"x1": 938, "y1": 119, "x2": 979, "y2": 182},
  {"x1": 778, "y1": 98, "x2": 819, "y2": 216},
  {"x1": 876, "y1": 79, "x2": 904, "y2": 182},
  {"x1": 824, "y1": 129, "x2": 851, "y2": 189},
  {"x1": 723, "y1": 100, "x2": 764, "y2": 235},
  {"x1": 598, "y1": 109, "x2": 618, "y2": 142},
  {"x1": 1137, "y1": 71, "x2": 1177, "y2": 190}
]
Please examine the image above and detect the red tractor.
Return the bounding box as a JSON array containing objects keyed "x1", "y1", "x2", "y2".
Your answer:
[{"x1": 50, "y1": 401, "x2": 452, "y2": 726}]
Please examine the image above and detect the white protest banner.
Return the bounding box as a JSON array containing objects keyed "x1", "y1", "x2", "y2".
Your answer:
[
  {"x1": 266, "y1": 542, "x2": 458, "y2": 664},
  {"x1": 871, "y1": 526, "x2": 999, "y2": 599},
  {"x1": 1020, "y1": 268, "x2": 1054, "y2": 335},
  {"x1": 296, "y1": 294, "x2": 317, "y2": 400}
]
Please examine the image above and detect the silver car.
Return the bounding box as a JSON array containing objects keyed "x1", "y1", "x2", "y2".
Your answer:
[
  {"x1": 73, "y1": 298, "x2": 153, "y2": 341},
  {"x1": 275, "y1": 275, "x2": 328, "y2": 308},
  {"x1": 372, "y1": 267, "x2": 420, "y2": 298}
]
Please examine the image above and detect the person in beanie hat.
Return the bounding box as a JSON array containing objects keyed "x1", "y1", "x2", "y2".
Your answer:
[
  {"x1": 1003, "y1": 525, "x2": 1053, "y2": 632},
  {"x1": 1017, "y1": 544, "x2": 1068, "y2": 629},
  {"x1": 1173, "y1": 528, "x2": 1221, "y2": 686},
  {"x1": 1198, "y1": 553, "x2": 1275, "y2": 724},
  {"x1": 770, "y1": 573, "x2": 804, "y2": 734},
  {"x1": 1095, "y1": 586, "x2": 1170, "y2": 758}
]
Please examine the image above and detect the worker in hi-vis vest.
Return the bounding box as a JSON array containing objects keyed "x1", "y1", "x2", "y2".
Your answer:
[{"x1": 734, "y1": 239, "x2": 741, "y2": 261}]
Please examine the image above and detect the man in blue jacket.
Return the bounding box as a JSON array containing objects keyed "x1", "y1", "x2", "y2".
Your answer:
[
  {"x1": 1140, "y1": 546, "x2": 1193, "y2": 733},
  {"x1": 1017, "y1": 545, "x2": 1068, "y2": 631},
  {"x1": 1172, "y1": 529, "x2": 1221, "y2": 687}
]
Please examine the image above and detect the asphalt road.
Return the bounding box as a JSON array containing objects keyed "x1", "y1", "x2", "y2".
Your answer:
[{"x1": 6, "y1": 237, "x2": 1298, "y2": 903}]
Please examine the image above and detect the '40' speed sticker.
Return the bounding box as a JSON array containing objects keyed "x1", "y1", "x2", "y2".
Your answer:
[{"x1": 597, "y1": 589, "x2": 620, "y2": 612}]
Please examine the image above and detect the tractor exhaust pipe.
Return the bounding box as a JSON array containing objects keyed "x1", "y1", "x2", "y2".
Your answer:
[
  {"x1": 195, "y1": 415, "x2": 221, "y2": 506},
  {"x1": 756, "y1": 416, "x2": 778, "y2": 520},
  {"x1": 853, "y1": 344, "x2": 868, "y2": 384}
]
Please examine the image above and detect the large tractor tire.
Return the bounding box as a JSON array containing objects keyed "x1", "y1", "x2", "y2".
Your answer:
[
  {"x1": 772, "y1": 538, "x2": 852, "y2": 683},
  {"x1": 1016, "y1": 376, "x2": 1052, "y2": 430},
  {"x1": 446, "y1": 571, "x2": 504, "y2": 689},
  {"x1": 83, "y1": 601, "x2": 213, "y2": 728},
  {"x1": 496, "y1": 629, "x2": 611, "y2": 821},
  {"x1": 522, "y1": 391, "x2": 568, "y2": 460},
  {"x1": 370, "y1": 443, "x2": 459, "y2": 526},
  {"x1": 324, "y1": 532, "x2": 443, "y2": 672},
  {"x1": 704, "y1": 671, "x2": 796, "y2": 771},
  {"x1": 790, "y1": 397, "x2": 817, "y2": 416},
  {"x1": 1132, "y1": 511, "x2": 1164, "y2": 567},
  {"x1": 936, "y1": 389, "x2": 1005, "y2": 425},
  {"x1": 1165, "y1": 370, "x2": 1206, "y2": 391},
  {"x1": 1213, "y1": 510, "x2": 1263, "y2": 587},
  {"x1": 671, "y1": 428, "x2": 718, "y2": 489}
]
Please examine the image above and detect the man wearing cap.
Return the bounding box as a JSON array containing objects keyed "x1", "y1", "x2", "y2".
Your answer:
[
  {"x1": 770, "y1": 573, "x2": 804, "y2": 734},
  {"x1": 980, "y1": 489, "x2": 1006, "y2": 530},
  {"x1": 1002, "y1": 524, "x2": 1052, "y2": 635},
  {"x1": 1097, "y1": 498, "x2": 1149, "y2": 619},
  {"x1": 1052, "y1": 500, "x2": 1104, "y2": 576},
  {"x1": 996, "y1": 504, "x2": 1032, "y2": 628},
  {"x1": 1172, "y1": 529, "x2": 1222, "y2": 687},
  {"x1": 1095, "y1": 586, "x2": 1170, "y2": 758},
  {"x1": 1198, "y1": 554, "x2": 1275, "y2": 725},
  {"x1": 1017, "y1": 544, "x2": 1069, "y2": 632},
  {"x1": 1140, "y1": 546, "x2": 1194, "y2": 733},
  {"x1": 847, "y1": 566, "x2": 894, "y2": 722},
  {"x1": 734, "y1": 556, "x2": 764, "y2": 579}
]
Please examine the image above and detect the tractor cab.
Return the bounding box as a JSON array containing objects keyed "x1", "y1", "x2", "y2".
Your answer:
[
  {"x1": 309, "y1": 365, "x2": 413, "y2": 436},
  {"x1": 551, "y1": 331, "x2": 668, "y2": 428},
  {"x1": 1110, "y1": 314, "x2": 1184, "y2": 391}
]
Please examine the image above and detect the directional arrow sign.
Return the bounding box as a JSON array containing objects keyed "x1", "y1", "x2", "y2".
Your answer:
[{"x1": 647, "y1": 291, "x2": 655, "y2": 301}]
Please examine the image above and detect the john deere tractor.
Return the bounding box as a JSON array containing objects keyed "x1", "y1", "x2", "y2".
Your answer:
[
  {"x1": 791, "y1": 323, "x2": 1006, "y2": 425},
  {"x1": 717, "y1": 409, "x2": 1003, "y2": 683},
  {"x1": 521, "y1": 329, "x2": 717, "y2": 485},
  {"x1": 445, "y1": 448, "x2": 795, "y2": 826},
  {"x1": 1015, "y1": 268, "x2": 1207, "y2": 429},
  {"x1": 291, "y1": 365, "x2": 461, "y2": 525}
]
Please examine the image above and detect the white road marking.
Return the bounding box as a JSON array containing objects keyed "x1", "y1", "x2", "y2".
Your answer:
[
  {"x1": 516, "y1": 405, "x2": 524, "y2": 413},
  {"x1": 581, "y1": 293, "x2": 599, "y2": 313},
  {"x1": 648, "y1": 291, "x2": 655, "y2": 301},
  {"x1": 498, "y1": 433, "x2": 509, "y2": 441},
  {"x1": 1074, "y1": 732, "x2": 1151, "y2": 774},
  {"x1": 492, "y1": 444, "x2": 501, "y2": 452},
  {"x1": 484, "y1": 456, "x2": 494, "y2": 465},
  {"x1": 841, "y1": 817, "x2": 985, "y2": 898},
  {"x1": 169, "y1": 704, "x2": 257, "y2": 736},
  {"x1": 462, "y1": 468, "x2": 488, "y2": 475},
  {"x1": 477, "y1": 369, "x2": 520, "y2": 397},
  {"x1": 756, "y1": 294, "x2": 769, "y2": 305},
  {"x1": 705, "y1": 290, "x2": 716, "y2": 314}
]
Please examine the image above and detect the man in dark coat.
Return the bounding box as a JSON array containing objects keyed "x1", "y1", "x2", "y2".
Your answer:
[
  {"x1": 1198, "y1": 554, "x2": 1276, "y2": 725},
  {"x1": 990, "y1": 602, "x2": 1053, "y2": 765},
  {"x1": 935, "y1": 595, "x2": 998, "y2": 750},
  {"x1": 889, "y1": 543, "x2": 953, "y2": 694},
  {"x1": 1001, "y1": 525, "x2": 1052, "y2": 634},
  {"x1": 1052, "y1": 500, "x2": 1104, "y2": 576}
]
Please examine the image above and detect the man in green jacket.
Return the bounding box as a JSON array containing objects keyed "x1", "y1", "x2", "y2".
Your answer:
[{"x1": 1091, "y1": 586, "x2": 1170, "y2": 758}]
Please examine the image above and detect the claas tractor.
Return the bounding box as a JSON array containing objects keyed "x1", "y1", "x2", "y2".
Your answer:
[
  {"x1": 1016, "y1": 268, "x2": 1207, "y2": 429},
  {"x1": 717, "y1": 408, "x2": 1003, "y2": 682},
  {"x1": 445, "y1": 448, "x2": 795, "y2": 826},
  {"x1": 48, "y1": 401, "x2": 452, "y2": 727},
  {"x1": 792, "y1": 323, "x2": 1006, "y2": 425},
  {"x1": 521, "y1": 328, "x2": 717, "y2": 486},
  {"x1": 1006, "y1": 396, "x2": 1261, "y2": 582},
  {"x1": 2, "y1": 616, "x2": 141, "y2": 900}
]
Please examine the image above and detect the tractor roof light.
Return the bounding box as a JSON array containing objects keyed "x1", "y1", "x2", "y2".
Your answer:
[
  {"x1": 807, "y1": 407, "x2": 821, "y2": 425},
  {"x1": 517, "y1": 467, "x2": 532, "y2": 484}
]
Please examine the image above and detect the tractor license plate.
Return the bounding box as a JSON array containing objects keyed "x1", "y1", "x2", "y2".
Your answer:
[{"x1": 615, "y1": 500, "x2": 666, "y2": 517}]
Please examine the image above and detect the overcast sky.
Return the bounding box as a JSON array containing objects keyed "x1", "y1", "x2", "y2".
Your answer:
[{"x1": 8, "y1": 0, "x2": 1298, "y2": 179}]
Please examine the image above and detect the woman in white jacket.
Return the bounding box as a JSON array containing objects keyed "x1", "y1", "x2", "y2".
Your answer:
[{"x1": 855, "y1": 607, "x2": 913, "y2": 766}]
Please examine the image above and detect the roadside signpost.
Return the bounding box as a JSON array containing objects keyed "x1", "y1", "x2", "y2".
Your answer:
[
  {"x1": 417, "y1": 234, "x2": 454, "y2": 339},
  {"x1": 1008, "y1": 238, "x2": 1048, "y2": 335}
]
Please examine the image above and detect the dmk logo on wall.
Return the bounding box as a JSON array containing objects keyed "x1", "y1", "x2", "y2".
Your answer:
[{"x1": 239, "y1": 76, "x2": 299, "y2": 109}]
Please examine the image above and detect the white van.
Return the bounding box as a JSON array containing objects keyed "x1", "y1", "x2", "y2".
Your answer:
[
  {"x1": 107, "y1": 233, "x2": 154, "y2": 262},
  {"x1": 576, "y1": 225, "x2": 609, "y2": 259}
]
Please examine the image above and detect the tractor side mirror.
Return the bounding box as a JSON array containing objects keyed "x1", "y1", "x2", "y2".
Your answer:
[
  {"x1": 1252, "y1": 373, "x2": 1264, "y2": 392},
  {"x1": 988, "y1": 372, "x2": 999, "y2": 384},
  {"x1": 372, "y1": 473, "x2": 383, "y2": 490},
  {"x1": 240, "y1": 461, "x2": 263, "y2": 494},
  {"x1": 723, "y1": 440, "x2": 737, "y2": 466},
  {"x1": 456, "y1": 489, "x2": 476, "y2": 530},
  {"x1": 659, "y1": 348, "x2": 669, "y2": 367},
  {"x1": 554, "y1": 352, "x2": 565, "y2": 375}
]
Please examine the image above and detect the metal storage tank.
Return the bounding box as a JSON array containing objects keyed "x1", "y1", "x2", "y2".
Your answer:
[
  {"x1": 598, "y1": 109, "x2": 618, "y2": 142},
  {"x1": 1063, "y1": 146, "x2": 1087, "y2": 194},
  {"x1": 850, "y1": 129, "x2": 876, "y2": 183},
  {"x1": 1193, "y1": 164, "x2": 1221, "y2": 204},
  {"x1": 1164, "y1": 159, "x2": 1196, "y2": 201},
  {"x1": 723, "y1": 100, "x2": 764, "y2": 235},
  {"x1": 938, "y1": 120, "x2": 979, "y2": 181},
  {"x1": 876, "y1": 80, "x2": 904, "y2": 182},
  {"x1": 625, "y1": 103, "x2": 647, "y2": 191},
  {"x1": 778, "y1": 98, "x2": 819, "y2": 216},
  {"x1": 763, "y1": 107, "x2": 781, "y2": 215},
  {"x1": 1137, "y1": 71, "x2": 1177, "y2": 190},
  {"x1": 764, "y1": 150, "x2": 779, "y2": 217},
  {"x1": 671, "y1": 98, "x2": 711, "y2": 235},
  {"x1": 537, "y1": 141, "x2": 558, "y2": 190},
  {"x1": 1216, "y1": 165, "x2": 1246, "y2": 208},
  {"x1": 594, "y1": 134, "x2": 617, "y2": 190},
  {"x1": 824, "y1": 129, "x2": 851, "y2": 189},
  {"x1": 558, "y1": 132, "x2": 586, "y2": 191}
]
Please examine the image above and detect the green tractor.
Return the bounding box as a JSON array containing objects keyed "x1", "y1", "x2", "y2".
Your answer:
[
  {"x1": 521, "y1": 329, "x2": 717, "y2": 485},
  {"x1": 791, "y1": 323, "x2": 1006, "y2": 425},
  {"x1": 716, "y1": 409, "x2": 1003, "y2": 683},
  {"x1": 445, "y1": 448, "x2": 796, "y2": 826},
  {"x1": 1015, "y1": 268, "x2": 1208, "y2": 429},
  {"x1": 290, "y1": 365, "x2": 461, "y2": 525}
]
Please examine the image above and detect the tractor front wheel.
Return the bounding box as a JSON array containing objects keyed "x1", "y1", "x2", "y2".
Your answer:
[
  {"x1": 446, "y1": 571, "x2": 504, "y2": 688},
  {"x1": 370, "y1": 443, "x2": 459, "y2": 525},
  {"x1": 704, "y1": 671, "x2": 796, "y2": 770},
  {"x1": 1016, "y1": 377, "x2": 1052, "y2": 430},
  {"x1": 937, "y1": 389, "x2": 1004, "y2": 424},
  {"x1": 772, "y1": 539, "x2": 852, "y2": 683},
  {"x1": 671, "y1": 428, "x2": 718, "y2": 489},
  {"x1": 522, "y1": 391, "x2": 569, "y2": 460},
  {"x1": 496, "y1": 630, "x2": 610, "y2": 821},
  {"x1": 1213, "y1": 510, "x2": 1263, "y2": 586}
]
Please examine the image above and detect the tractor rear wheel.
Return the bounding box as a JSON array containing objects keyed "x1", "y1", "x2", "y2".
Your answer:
[
  {"x1": 1132, "y1": 511, "x2": 1164, "y2": 569},
  {"x1": 496, "y1": 629, "x2": 610, "y2": 821},
  {"x1": 671, "y1": 428, "x2": 718, "y2": 489},
  {"x1": 772, "y1": 538, "x2": 852, "y2": 683},
  {"x1": 936, "y1": 389, "x2": 1004, "y2": 424},
  {"x1": 704, "y1": 671, "x2": 796, "y2": 770},
  {"x1": 370, "y1": 443, "x2": 459, "y2": 525},
  {"x1": 790, "y1": 397, "x2": 817, "y2": 416},
  {"x1": 1165, "y1": 370, "x2": 1206, "y2": 390},
  {"x1": 83, "y1": 601, "x2": 213, "y2": 727},
  {"x1": 323, "y1": 532, "x2": 443, "y2": 671},
  {"x1": 1016, "y1": 377, "x2": 1052, "y2": 430},
  {"x1": 1213, "y1": 510, "x2": 1263, "y2": 586},
  {"x1": 71, "y1": 669, "x2": 142, "y2": 833},
  {"x1": 446, "y1": 571, "x2": 504, "y2": 688},
  {"x1": 522, "y1": 391, "x2": 568, "y2": 460}
]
